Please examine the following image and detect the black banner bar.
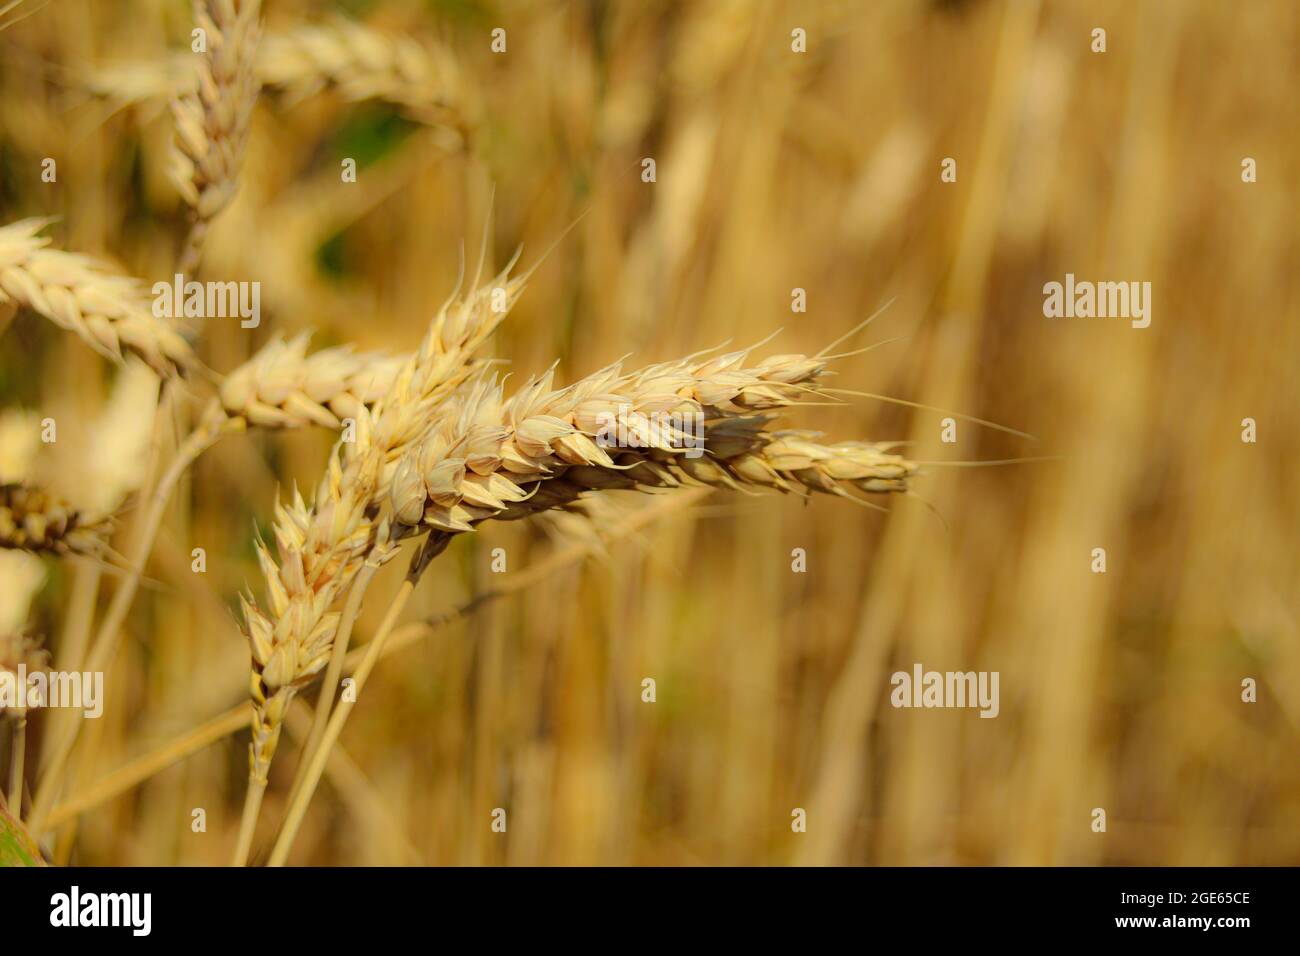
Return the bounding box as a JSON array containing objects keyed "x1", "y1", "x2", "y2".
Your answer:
[{"x1": 1, "y1": 866, "x2": 1282, "y2": 943}]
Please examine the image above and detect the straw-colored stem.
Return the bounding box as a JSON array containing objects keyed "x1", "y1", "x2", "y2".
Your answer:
[
  {"x1": 283, "y1": 562, "x2": 378, "y2": 817},
  {"x1": 35, "y1": 559, "x2": 105, "y2": 853},
  {"x1": 52, "y1": 709, "x2": 107, "y2": 866},
  {"x1": 47, "y1": 490, "x2": 708, "y2": 830},
  {"x1": 8, "y1": 716, "x2": 26, "y2": 814},
  {"x1": 47, "y1": 704, "x2": 250, "y2": 830},
  {"x1": 267, "y1": 576, "x2": 417, "y2": 866},
  {"x1": 38, "y1": 562, "x2": 103, "y2": 774},
  {"x1": 27, "y1": 416, "x2": 222, "y2": 836},
  {"x1": 231, "y1": 776, "x2": 266, "y2": 867},
  {"x1": 284, "y1": 700, "x2": 422, "y2": 865},
  {"x1": 176, "y1": 221, "x2": 208, "y2": 277}
]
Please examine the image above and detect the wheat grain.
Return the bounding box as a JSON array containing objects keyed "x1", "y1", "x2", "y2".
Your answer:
[
  {"x1": 0, "y1": 484, "x2": 112, "y2": 558},
  {"x1": 171, "y1": 0, "x2": 263, "y2": 274},
  {"x1": 0, "y1": 219, "x2": 196, "y2": 376}
]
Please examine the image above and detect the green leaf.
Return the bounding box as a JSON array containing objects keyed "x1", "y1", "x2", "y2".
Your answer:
[{"x1": 0, "y1": 802, "x2": 42, "y2": 867}]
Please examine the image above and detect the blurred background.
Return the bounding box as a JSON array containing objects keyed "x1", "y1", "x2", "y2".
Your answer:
[{"x1": 1, "y1": 0, "x2": 1297, "y2": 864}]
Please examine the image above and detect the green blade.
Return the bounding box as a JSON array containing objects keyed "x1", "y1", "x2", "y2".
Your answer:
[{"x1": 0, "y1": 801, "x2": 42, "y2": 867}]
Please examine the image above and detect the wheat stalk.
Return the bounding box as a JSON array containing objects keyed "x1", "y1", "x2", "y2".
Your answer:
[
  {"x1": 23, "y1": 390, "x2": 231, "y2": 837},
  {"x1": 2, "y1": 630, "x2": 47, "y2": 813},
  {"x1": 0, "y1": 219, "x2": 196, "y2": 376},
  {"x1": 171, "y1": 0, "x2": 264, "y2": 274}
]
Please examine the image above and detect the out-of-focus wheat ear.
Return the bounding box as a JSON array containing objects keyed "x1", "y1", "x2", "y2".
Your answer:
[
  {"x1": 89, "y1": 18, "x2": 477, "y2": 139},
  {"x1": 0, "y1": 483, "x2": 112, "y2": 558},
  {"x1": 0, "y1": 219, "x2": 197, "y2": 377},
  {"x1": 171, "y1": 0, "x2": 264, "y2": 275},
  {"x1": 257, "y1": 16, "x2": 477, "y2": 134},
  {"x1": 218, "y1": 333, "x2": 406, "y2": 430}
]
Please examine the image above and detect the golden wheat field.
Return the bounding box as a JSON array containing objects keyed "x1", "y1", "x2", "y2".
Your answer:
[{"x1": 0, "y1": 0, "x2": 1296, "y2": 869}]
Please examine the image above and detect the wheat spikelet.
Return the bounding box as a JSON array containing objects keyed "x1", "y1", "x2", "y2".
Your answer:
[
  {"x1": 171, "y1": 0, "x2": 263, "y2": 273},
  {"x1": 0, "y1": 219, "x2": 196, "y2": 376},
  {"x1": 0, "y1": 483, "x2": 112, "y2": 557}
]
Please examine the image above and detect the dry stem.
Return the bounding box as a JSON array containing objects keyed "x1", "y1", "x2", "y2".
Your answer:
[
  {"x1": 47, "y1": 489, "x2": 709, "y2": 830},
  {"x1": 267, "y1": 535, "x2": 448, "y2": 865},
  {"x1": 25, "y1": 408, "x2": 226, "y2": 835}
]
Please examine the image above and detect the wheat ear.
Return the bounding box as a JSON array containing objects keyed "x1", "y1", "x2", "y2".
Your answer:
[
  {"x1": 0, "y1": 219, "x2": 196, "y2": 376},
  {"x1": 91, "y1": 18, "x2": 472, "y2": 131},
  {"x1": 171, "y1": 0, "x2": 263, "y2": 274},
  {"x1": 386, "y1": 349, "x2": 915, "y2": 536},
  {"x1": 0, "y1": 484, "x2": 113, "y2": 558},
  {"x1": 268, "y1": 348, "x2": 914, "y2": 863},
  {"x1": 218, "y1": 333, "x2": 408, "y2": 429},
  {"x1": 232, "y1": 263, "x2": 524, "y2": 864},
  {"x1": 258, "y1": 16, "x2": 473, "y2": 130}
]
